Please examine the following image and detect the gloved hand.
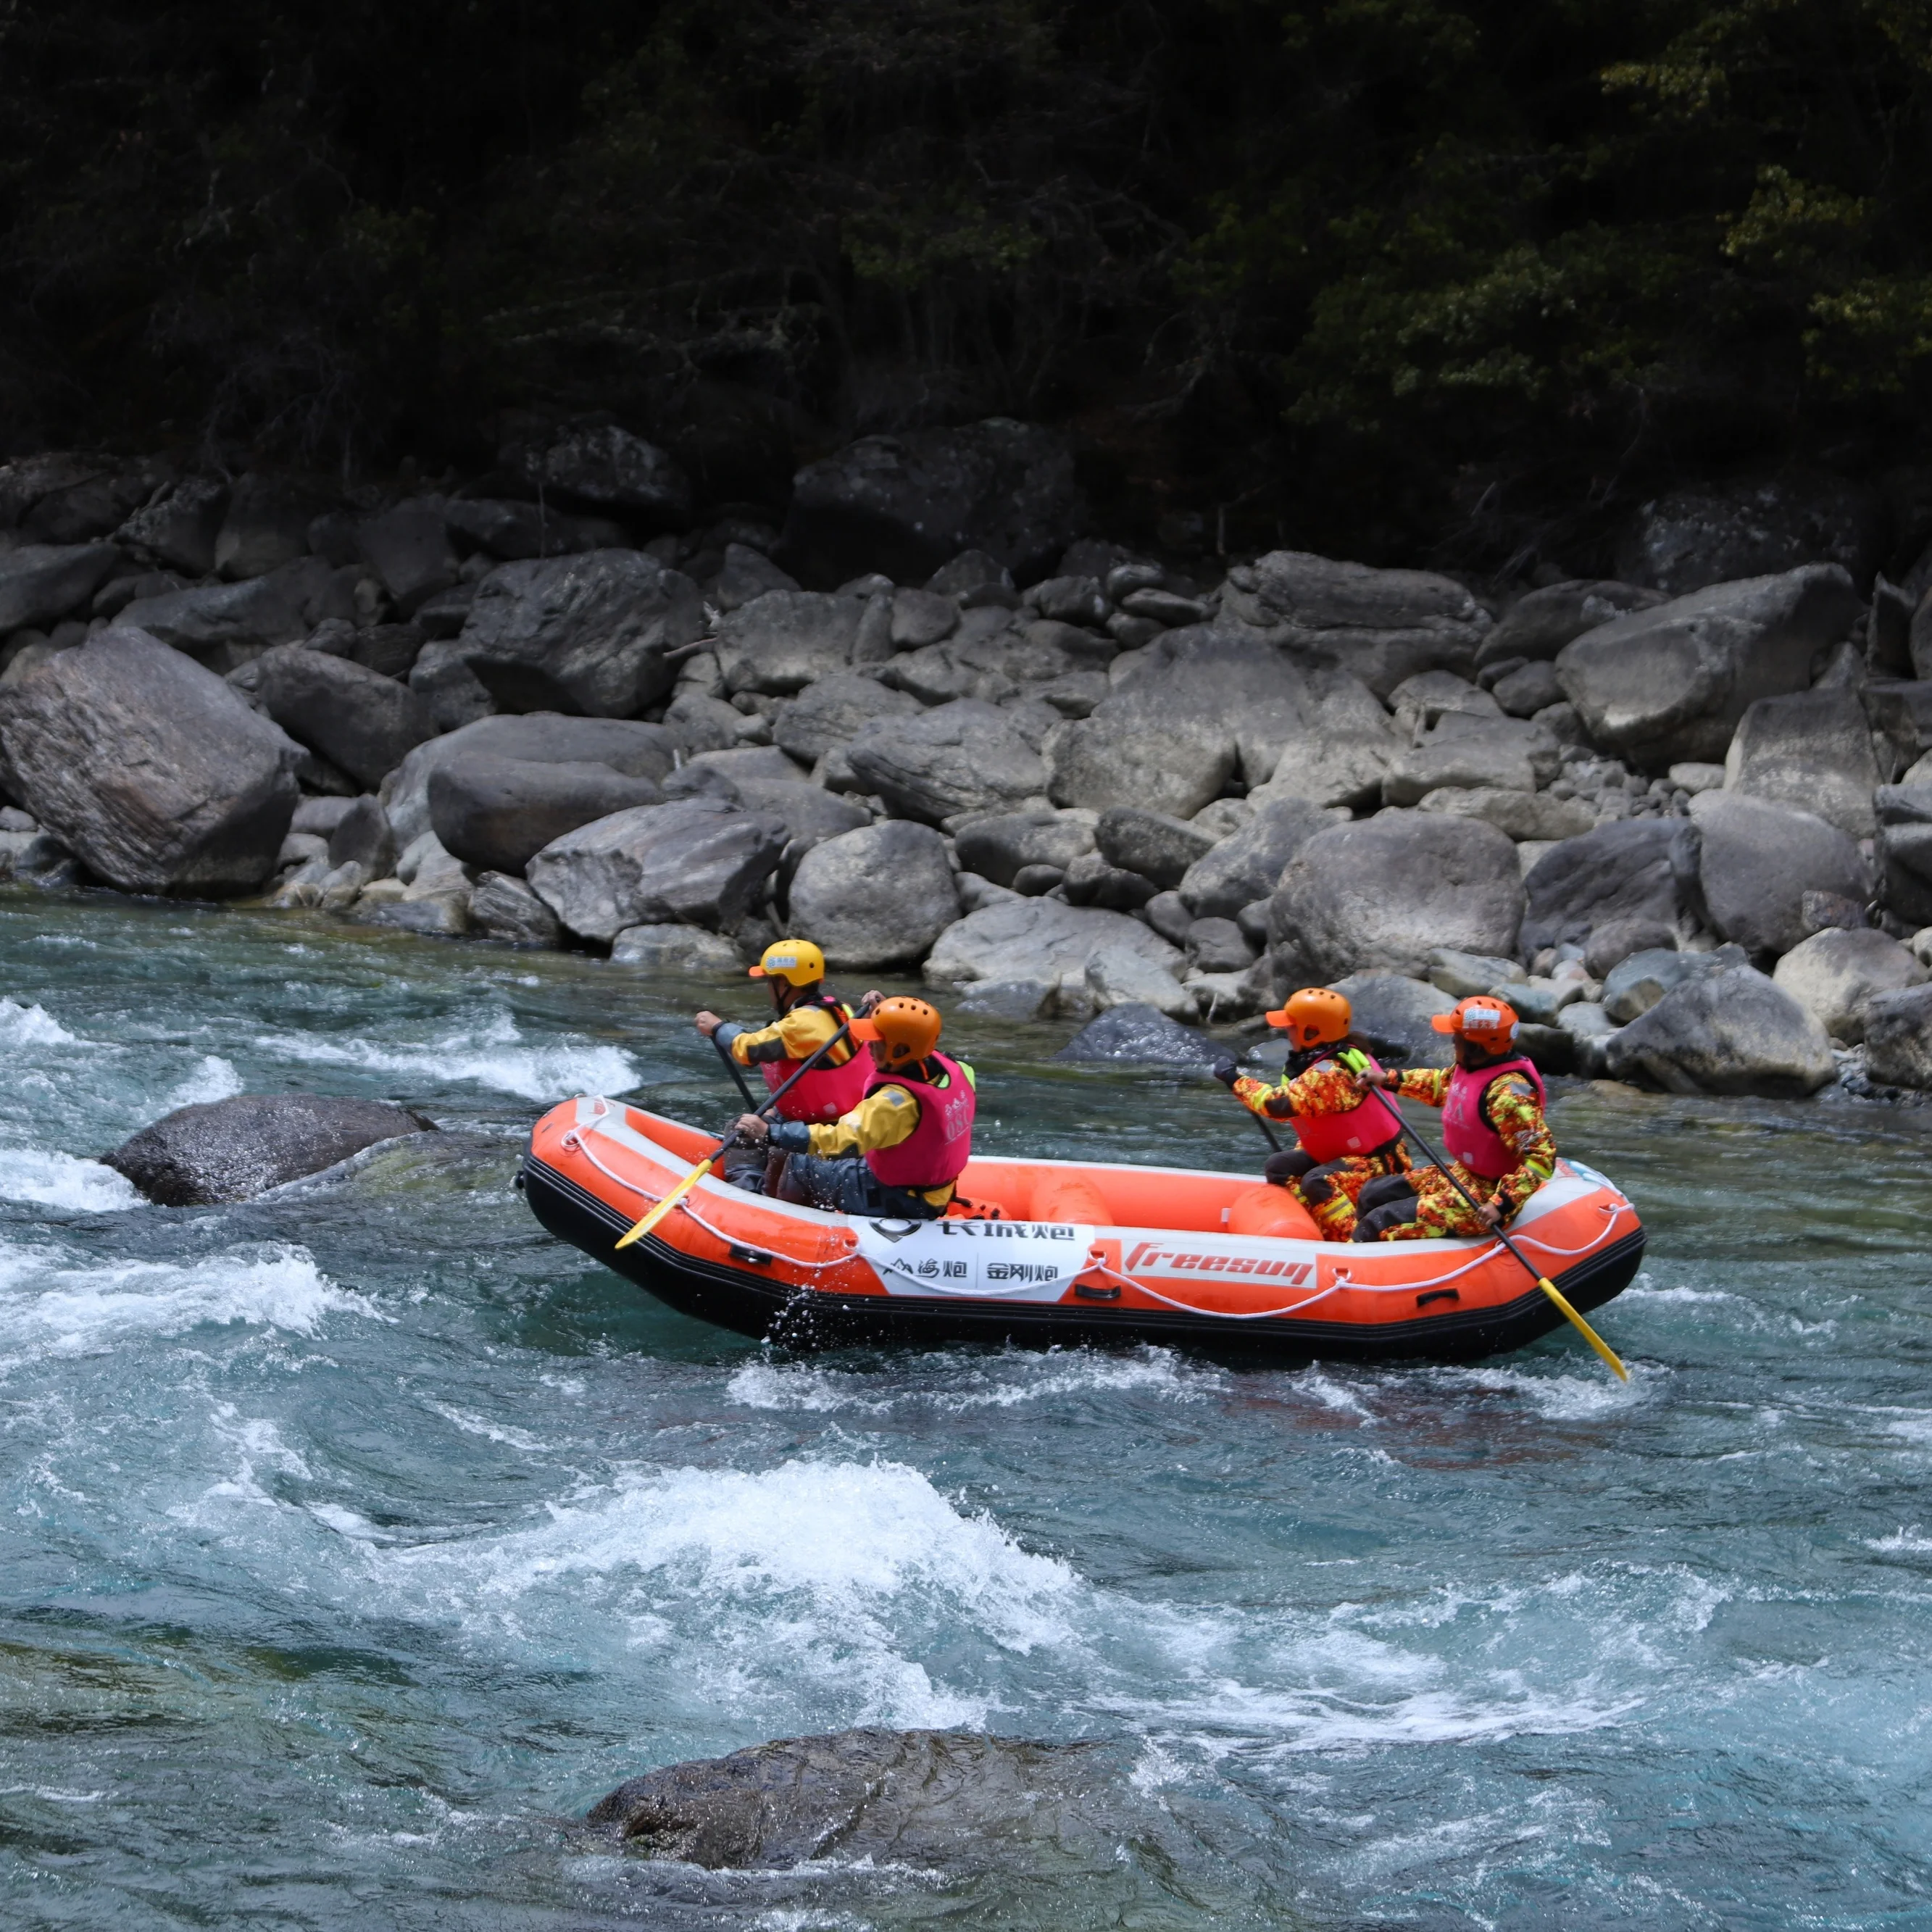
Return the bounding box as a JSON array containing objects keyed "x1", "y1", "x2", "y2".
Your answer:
[{"x1": 1210, "y1": 1056, "x2": 1240, "y2": 1089}]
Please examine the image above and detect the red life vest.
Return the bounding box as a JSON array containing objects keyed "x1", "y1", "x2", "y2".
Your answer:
[
  {"x1": 1289, "y1": 1050, "x2": 1400, "y2": 1163},
  {"x1": 1442, "y1": 1056, "x2": 1546, "y2": 1179},
  {"x1": 759, "y1": 994, "x2": 870, "y2": 1124},
  {"x1": 863, "y1": 1052, "x2": 977, "y2": 1191}
]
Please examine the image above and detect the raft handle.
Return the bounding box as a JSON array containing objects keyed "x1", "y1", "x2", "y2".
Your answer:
[
  {"x1": 1415, "y1": 1288, "x2": 1460, "y2": 1309},
  {"x1": 1073, "y1": 1282, "x2": 1122, "y2": 1302},
  {"x1": 729, "y1": 1243, "x2": 775, "y2": 1267}
]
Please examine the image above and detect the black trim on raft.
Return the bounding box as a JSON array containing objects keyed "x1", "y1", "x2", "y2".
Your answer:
[{"x1": 520, "y1": 1153, "x2": 1644, "y2": 1365}]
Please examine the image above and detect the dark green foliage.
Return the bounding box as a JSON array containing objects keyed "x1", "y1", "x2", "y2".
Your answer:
[{"x1": 1, "y1": 0, "x2": 1928, "y2": 558}]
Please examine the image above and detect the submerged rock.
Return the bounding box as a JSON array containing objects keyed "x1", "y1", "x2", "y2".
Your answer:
[
  {"x1": 104, "y1": 1094, "x2": 437, "y2": 1205},
  {"x1": 1054, "y1": 1003, "x2": 1222, "y2": 1067}
]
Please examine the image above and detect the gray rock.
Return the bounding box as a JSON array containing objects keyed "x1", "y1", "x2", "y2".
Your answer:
[
  {"x1": 1390, "y1": 669, "x2": 1500, "y2": 736},
  {"x1": 0, "y1": 544, "x2": 123, "y2": 633},
  {"x1": 215, "y1": 474, "x2": 330, "y2": 580},
  {"x1": 326, "y1": 795, "x2": 396, "y2": 877},
  {"x1": 103, "y1": 1093, "x2": 436, "y2": 1205},
  {"x1": 1860, "y1": 984, "x2": 1932, "y2": 1088},
  {"x1": 610, "y1": 923, "x2": 743, "y2": 973},
  {"x1": 1600, "y1": 944, "x2": 1745, "y2": 1023},
  {"x1": 1582, "y1": 915, "x2": 1678, "y2": 978},
  {"x1": 1686, "y1": 791, "x2": 1868, "y2": 957},
  {"x1": 1095, "y1": 806, "x2": 1215, "y2": 890},
  {"x1": 122, "y1": 556, "x2": 350, "y2": 660},
  {"x1": 890, "y1": 587, "x2": 960, "y2": 648},
  {"x1": 1520, "y1": 820, "x2": 1688, "y2": 955},
  {"x1": 1416, "y1": 786, "x2": 1596, "y2": 841},
  {"x1": 1054, "y1": 1004, "x2": 1220, "y2": 1067},
  {"x1": 664, "y1": 689, "x2": 749, "y2": 754},
  {"x1": 952, "y1": 809, "x2": 1098, "y2": 888},
  {"x1": 1770, "y1": 928, "x2": 1924, "y2": 1042},
  {"x1": 847, "y1": 699, "x2": 1048, "y2": 825},
  {"x1": 1382, "y1": 717, "x2": 1559, "y2": 806},
  {"x1": 1326, "y1": 970, "x2": 1457, "y2": 1068},
  {"x1": 1616, "y1": 475, "x2": 1883, "y2": 596},
  {"x1": 1036, "y1": 669, "x2": 1110, "y2": 717},
  {"x1": 291, "y1": 795, "x2": 357, "y2": 836},
  {"x1": 1723, "y1": 688, "x2": 1879, "y2": 837},
  {"x1": 1880, "y1": 820, "x2": 1932, "y2": 927},
  {"x1": 1084, "y1": 943, "x2": 1193, "y2": 1019},
  {"x1": 1268, "y1": 812, "x2": 1524, "y2": 983},
  {"x1": 428, "y1": 756, "x2": 665, "y2": 875},
  {"x1": 710, "y1": 541, "x2": 799, "y2": 612},
  {"x1": 527, "y1": 796, "x2": 786, "y2": 941},
  {"x1": 230, "y1": 644, "x2": 433, "y2": 789},
  {"x1": 1220, "y1": 550, "x2": 1493, "y2": 694},
  {"x1": 1249, "y1": 667, "x2": 1404, "y2": 810},
  {"x1": 925, "y1": 897, "x2": 1183, "y2": 1020},
  {"x1": 363, "y1": 893, "x2": 472, "y2": 938},
  {"x1": 498, "y1": 420, "x2": 691, "y2": 519},
  {"x1": 1490, "y1": 659, "x2": 1565, "y2": 717},
  {"x1": 468, "y1": 871, "x2": 564, "y2": 947},
  {"x1": 1184, "y1": 917, "x2": 1257, "y2": 973},
  {"x1": 449, "y1": 550, "x2": 701, "y2": 717},
  {"x1": 113, "y1": 478, "x2": 229, "y2": 576},
  {"x1": 380, "y1": 712, "x2": 680, "y2": 849},
  {"x1": 1025, "y1": 575, "x2": 1109, "y2": 627},
  {"x1": 1177, "y1": 799, "x2": 1333, "y2": 920},
  {"x1": 715, "y1": 590, "x2": 865, "y2": 696},
  {"x1": 1477, "y1": 580, "x2": 1666, "y2": 668},
  {"x1": 354, "y1": 501, "x2": 458, "y2": 616},
  {"x1": 730, "y1": 780, "x2": 870, "y2": 851},
  {"x1": 1555, "y1": 565, "x2": 1864, "y2": 770},
  {"x1": 438, "y1": 496, "x2": 609, "y2": 562},
  {"x1": 787, "y1": 820, "x2": 960, "y2": 967},
  {"x1": 1603, "y1": 964, "x2": 1836, "y2": 1096},
  {"x1": 1047, "y1": 697, "x2": 1231, "y2": 819},
  {"x1": 1061, "y1": 850, "x2": 1159, "y2": 911},
  {"x1": 781, "y1": 421, "x2": 1086, "y2": 586},
  {"x1": 1427, "y1": 948, "x2": 1526, "y2": 998},
  {"x1": 0, "y1": 627, "x2": 299, "y2": 895}
]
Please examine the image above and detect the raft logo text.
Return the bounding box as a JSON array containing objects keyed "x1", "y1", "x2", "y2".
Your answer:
[
  {"x1": 866, "y1": 1220, "x2": 1080, "y2": 1241},
  {"x1": 1123, "y1": 1242, "x2": 1315, "y2": 1283}
]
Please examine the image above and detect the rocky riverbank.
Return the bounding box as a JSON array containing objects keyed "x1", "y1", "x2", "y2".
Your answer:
[{"x1": 4, "y1": 423, "x2": 1932, "y2": 1104}]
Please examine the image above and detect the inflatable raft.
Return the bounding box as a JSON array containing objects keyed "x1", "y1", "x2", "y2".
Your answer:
[{"x1": 520, "y1": 1097, "x2": 1644, "y2": 1361}]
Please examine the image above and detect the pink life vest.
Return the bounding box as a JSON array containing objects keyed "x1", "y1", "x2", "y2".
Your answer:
[
  {"x1": 863, "y1": 1052, "x2": 977, "y2": 1191},
  {"x1": 1290, "y1": 1051, "x2": 1401, "y2": 1163},
  {"x1": 758, "y1": 996, "x2": 870, "y2": 1124},
  {"x1": 1442, "y1": 1056, "x2": 1546, "y2": 1179}
]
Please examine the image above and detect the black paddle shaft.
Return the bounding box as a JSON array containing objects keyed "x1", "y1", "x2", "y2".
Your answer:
[{"x1": 709, "y1": 1028, "x2": 761, "y2": 1112}]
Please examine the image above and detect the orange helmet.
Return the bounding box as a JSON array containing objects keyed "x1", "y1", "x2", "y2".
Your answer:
[
  {"x1": 857, "y1": 995, "x2": 942, "y2": 1067},
  {"x1": 1431, "y1": 995, "x2": 1520, "y2": 1048},
  {"x1": 1263, "y1": 987, "x2": 1352, "y2": 1050}
]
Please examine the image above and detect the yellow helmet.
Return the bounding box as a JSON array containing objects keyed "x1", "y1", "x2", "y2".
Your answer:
[{"x1": 748, "y1": 939, "x2": 826, "y2": 986}]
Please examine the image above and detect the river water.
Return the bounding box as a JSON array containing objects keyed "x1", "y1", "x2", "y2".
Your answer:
[{"x1": 1, "y1": 885, "x2": 1928, "y2": 1930}]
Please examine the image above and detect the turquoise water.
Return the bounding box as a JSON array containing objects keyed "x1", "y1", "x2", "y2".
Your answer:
[{"x1": 2, "y1": 885, "x2": 1930, "y2": 1929}]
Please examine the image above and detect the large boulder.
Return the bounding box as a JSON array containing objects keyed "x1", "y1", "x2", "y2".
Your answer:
[
  {"x1": 214, "y1": 473, "x2": 331, "y2": 579},
  {"x1": 771, "y1": 671, "x2": 921, "y2": 767},
  {"x1": 380, "y1": 713, "x2": 679, "y2": 847},
  {"x1": 430, "y1": 551, "x2": 701, "y2": 718},
  {"x1": 1877, "y1": 785, "x2": 1932, "y2": 925},
  {"x1": 1054, "y1": 1004, "x2": 1223, "y2": 1067},
  {"x1": 526, "y1": 796, "x2": 786, "y2": 941},
  {"x1": 952, "y1": 808, "x2": 1098, "y2": 888},
  {"x1": 1113, "y1": 629, "x2": 1318, "y2": 784},
  {"x1": 0, "y1": 543, "x2": 122, "y2": 632},
  {"x1": 1600, "y1": 945, "x2": 1743, "y2": 1023},
  {"x1": 1177, "y1": 799, "x2": 1333, "y2": 919},
  {"x1": 1267, "y1": 812, "x2": 1524, "y2": 983},
  {"x1": 1520, "y1": 820, "x2": 1687, "y2": 955},
  {"x1": 1094, "y1": 806, "x2": 1215, "y2": 889},
  {"x1": 1475, "y1": 580, "x2": 1665, "y2": 669},
  {"x1": 1602, "y1": 965, "x2": 1836, "y2": 1096},
  {"x1": 467, "y1": 871, "x2": 564, "y2": 947},
  {"x1": 847, "y1": 699, "x2": 1048, "y2": 825},
  {"x1": 1381, "y1": 717, "x2": 1558, "y2": 807},
  {"x1": 1615, "y1": 475, "x2": 1883, "y2": 596},
  {"x1": 786, "y1": 820, "x2": 961, "y2": 967},
  {"x1": 1249, "y1": 666, "x2": 1403, "y2": 811},
  {"x1": 102, "y1": 1094, "x2": 436, "y2": 1205},
  {"x1": 925, "y1": 897, "x2": 1183, "y2": 1016},
  {"x1": 497, "y1": 419, "x2": 691, "y2": 520},
  {"x1": 1722, "y1": 688, "x2": 1880, "y2": 838},
  {"x1": 1770, "y1": 928, "x2": 1924, "y2": 1043},
  {"x1": 715, "y1": 591, "x2": 865, "y2": 696},
  {"x1": 1554, "y1": 565, "x2": 1863, "y2": 770},
  {"x1": 428, "y1": 757, "x2": 665, "y2": 875},
  {"x1": 230, "y1": 644, "x2": 433, "y2": 789},
  {"x1": 120, "y1": 556, "x2": 349, "y2": 659},
  {"x1": 780, "y1": 420, "x2": 1086, "y2": 586},
  {"x1": 114, "y1": 477, "x2": 228, "y2": 575},
  {"x1": 1861, "y1": 984, "x2": 1932, "y2": 1089},
  {"x1": 1685, "y1": 791, "x2": 1868, "y2": 957},
  {"x1": 0, "y1": 627, "x2": 299, "y2": 894},
  {"x1": 1220, "y1": 550, "x2": 1493, "y2": 695},
  {"x1": 353, "y1": 501, "x2": 458, "y2": 615}
]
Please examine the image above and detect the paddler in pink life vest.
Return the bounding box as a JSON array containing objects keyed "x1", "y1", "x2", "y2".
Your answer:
[
  {"x1": 695, "y1": 939, "x2": 871, "y2": 1195},
  {"x1": 1211, "y1": 986, "x2": 1410, "y2": 1240},
  {"x1": 732, "y1": 996, "x2": 976, "y2": 1223},
  {"x1": 1349, "y1": 995, "x2": 1557, "y2": 1242}
]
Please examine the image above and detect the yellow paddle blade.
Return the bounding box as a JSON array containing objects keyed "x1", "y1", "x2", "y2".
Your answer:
[
  {"x1": 612, "y1": 1152, "x2": 715, "y2": 1250},
  {"x1": 1535, "y1": 1275, "x2": 1629, "y2": 1382}
]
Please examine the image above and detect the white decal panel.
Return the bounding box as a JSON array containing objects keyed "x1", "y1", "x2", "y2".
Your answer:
[{"x1": 854, "y1": 1219, "x2": 1093, "y2": 1301}]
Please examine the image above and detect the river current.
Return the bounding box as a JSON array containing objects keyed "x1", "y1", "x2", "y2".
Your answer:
[{"x1": 1, "y1": 886, "x2": 1928, "y2": 1929}]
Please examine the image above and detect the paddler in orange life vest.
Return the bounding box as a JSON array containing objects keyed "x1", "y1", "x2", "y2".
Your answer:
[
  {"x1": 731, "y1": 995, "x2": 976, "y2": 1223},
  {"x1": 1349, "y1": 995, "x2": 1557, "y2": 1242},
  {"x1": 694, "y1": 939, "x2": 870, "y2": 1196},
  {"x1": 1211, "y1": 986, "x2": 1410, "y2": 1241}
]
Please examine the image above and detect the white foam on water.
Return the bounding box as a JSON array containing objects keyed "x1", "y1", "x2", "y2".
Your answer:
[
  {"x1": 251, "y1": 1008, "x2": 636, "y2": 1102},
  {"x1": 1623, "y1": 1283, "x2": 1737, "y2": 1305},
  {"x1": 426, "y1": 1401, "x2": 551, "y2": 1452},
  {"x1": 1867, "y1": 1527, "x2": 1932, "y2": 1553},
  {"x1": 163, "y1": 1054, "x2": 244, "y2": 1109},
  {"x1": 726, "y1": 1345, "x2": 1207, "y2": 1416},
  {"x1": 1430, "y1": 1362, "x2": 1658, "y2": 1420},
  {"x1": 0, "y1": 1243, "x2": 374, "y2": 1365},
  {"x1": 0, "y1": 997, "x2": 81, "y2": 1046},
  {"x1": 308, "y1": 1502, "x2": 394, "y2": 1541},
  {"x1": 0, "y1": 1147, "x2": 141, "y2": 1212},
  {"x1": 376, "y1": 1458, "x2": 1080, "y2": 1726}
]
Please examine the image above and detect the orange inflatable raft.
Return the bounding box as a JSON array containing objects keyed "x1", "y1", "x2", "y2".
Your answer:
[{"x1": 520, "y1": 1097, "x2": 1644, "y2": 1362}]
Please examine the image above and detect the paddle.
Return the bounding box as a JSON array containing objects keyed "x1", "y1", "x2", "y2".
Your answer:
[
  {"x1": 709, "y1": 1028, "x2": 761, "y2": 1112},
  {"x1": 1213, "y1": 1052, "x2": 1285, "y2": 1152},
  {"x1": 614, "y1": 1022, "x2": 856, "y2": 1252},
  {"x1": 1338, "y1": 1049, "x2": 1628, "y2": 1382}
]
